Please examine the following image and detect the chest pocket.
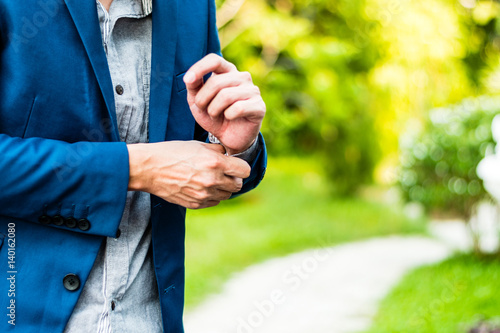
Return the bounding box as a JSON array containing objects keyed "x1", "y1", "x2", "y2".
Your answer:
[{"x1": 176, "y1": 72, "x2": 187, "y2": 93}]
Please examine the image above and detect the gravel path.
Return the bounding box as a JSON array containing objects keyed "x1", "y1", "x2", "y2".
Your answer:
[{"x1": 184, "y1": 223, "x2": 467, "y2": 333}]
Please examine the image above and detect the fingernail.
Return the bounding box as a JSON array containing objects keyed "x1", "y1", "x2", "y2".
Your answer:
[
  {"x1": 236, "y1": 178, "x2": 243, "y2": 187},
  {"x1": 184, "y1": 72, "x2": 195, "y2": 84}
]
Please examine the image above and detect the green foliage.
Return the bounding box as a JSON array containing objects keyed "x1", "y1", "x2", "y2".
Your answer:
[
  {"x1": 456, "y1": 1, "x2": 500, "y2": 88},
  {"x1": 217, "y1": 0, "x2": 382, "y2": 195},
  {"x1": 398, "y1": 96, "x2": 500, "y2": 218},
  {"x1": 365, "y1": 254, "x2": 500, "y2": 333},
  {"x1": 184, "y1": 157, "x2": 425, "y2": 307},
  {"x1": 214, "y1": 0, "x2": 500, "y2": 195}
]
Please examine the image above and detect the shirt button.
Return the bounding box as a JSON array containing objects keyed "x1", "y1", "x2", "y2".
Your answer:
[
  {"x1": 111, "y1": 301, "x2": 116, "y2": 311},
  {"x1": 115, "y1": 85, "x2": 124, "y2": 95},
  {"x1": 63, "y1": 274, "x2": 81, "y2": 291}
]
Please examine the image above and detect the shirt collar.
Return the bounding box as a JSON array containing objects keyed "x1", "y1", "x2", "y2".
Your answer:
[
  {"x1": 141, "y1": 0, "x2": 152, "y2": 16},
  {"x1": 96, "y1": 0, "x2": 152, "y2": 17}
]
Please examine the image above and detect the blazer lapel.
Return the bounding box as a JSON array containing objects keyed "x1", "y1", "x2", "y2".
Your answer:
[
  {"x1": 149, "y1": 0, "x2": 178, "y2": 143},
  {"x1": 64, "y1": 0, "x2": 120, "y2": 142}
]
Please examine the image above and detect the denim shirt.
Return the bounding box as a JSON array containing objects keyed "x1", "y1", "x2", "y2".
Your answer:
[{"x1": 64, "y1": 1, "x2": 163, "y2": 332}]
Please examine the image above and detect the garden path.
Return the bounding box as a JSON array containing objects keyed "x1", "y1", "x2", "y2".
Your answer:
[{"x1": 183, "y1": 221, "x2": 469, "y2": 333}]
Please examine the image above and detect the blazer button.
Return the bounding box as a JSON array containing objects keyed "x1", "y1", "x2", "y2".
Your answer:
[
  {"x1": 52, "y1": 215, "x2": 64, "y2": 226},
  {"x1": 77, "y1": 219, "x2": 91, "y2": 231},
  {"x1": 63, "y1": 274, "x2": 80, "y2": 291},
  {"x1": 64, "y1": 217, "x2": 77, "y2": 228},
  {"x1": 39, "y1": 215, "x2": 51, "y2": 225}
]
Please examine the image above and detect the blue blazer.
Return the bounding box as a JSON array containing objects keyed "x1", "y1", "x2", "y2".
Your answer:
[{"x1": 0, "y1": 0, "x2": 267, "y2": 332}]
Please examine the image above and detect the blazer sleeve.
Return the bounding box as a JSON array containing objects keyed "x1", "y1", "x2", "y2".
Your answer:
[
  {"x1": 204, "y1": 0, "x2": 268, "y2": 196},
  {"x1": 0, "y1": 133, "x2": 129, "y2": 238}
]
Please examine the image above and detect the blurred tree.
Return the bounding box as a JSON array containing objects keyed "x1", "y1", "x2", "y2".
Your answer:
[
  {"x1": 214, "y1": 0, "x2": 500, "y2": 196},
  {"x1": 398, "y1": 96, "x2": 499, "y2": 219},
  {"x1": 216, "y1": 0, "x2": 382, "y2": 195}
]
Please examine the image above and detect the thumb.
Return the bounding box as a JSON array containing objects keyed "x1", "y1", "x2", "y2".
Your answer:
[
  {"x1": 184, "y1": 71, "x2": 204, "y2": 97},
  {"x1": 204, "y1": 143, "x2": 226, "y2": 155}
]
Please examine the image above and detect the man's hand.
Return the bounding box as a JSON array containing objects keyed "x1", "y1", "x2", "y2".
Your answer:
[
  {"x1": 183, "y1": 54, "x2": 266, "y2": 155},
  {"x1": 127, "y1": 141, "x2": 250, "y2": 209}
]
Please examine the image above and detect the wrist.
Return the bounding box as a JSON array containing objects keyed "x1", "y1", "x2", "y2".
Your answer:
[
  {"x1": 127, "y1": 144, "x2": 149, "y2": 192},
  {"x1": 225, "y1": 137, "x2": 257, "y2": 156},
  {"x1": 209, "y1": 133, "x2": 258, "y2": 156}
]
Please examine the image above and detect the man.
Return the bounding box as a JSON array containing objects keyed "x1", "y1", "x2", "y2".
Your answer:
[{"x1": 0, "y1": 0, "x2": 267, "y2": 332}]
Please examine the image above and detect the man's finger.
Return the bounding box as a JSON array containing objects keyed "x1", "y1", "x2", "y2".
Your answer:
[
  {"x1": 194, "y1": 72, "x2": 251, "y2": 110},
  {"x1": 187, "y1": 200, "x2": 221, "y2": 210},
  {"x1": 204, "y1": 143, "x2": 226, "y2": 155},
  {"x1": 184, "y1": 54, "x2": 236, "y2": 93},
  {"x1": 198, "y1": 200, "x2": 221, "y2": 209},
  {"x1": 183, "y1": 187, "x2": 233, "y2": 201},
  {"x1": 222, "y1": 156, "x2": 251, "y2": 179},
  {"x1": 224, "y1": 97, "x2": 266, "y2": 121},
  {"x1": 212, "y1": 189, "x2": 233, "y2": 201},
  {"x1": 206, "y1": 85, "x2": 256, "y2": 118},
  {"x1": 201, "y1": 144, "x2": 250, "y2": 180},
  {"x1": 216, "y1": 175, "x2": 243, "y2": 193}
]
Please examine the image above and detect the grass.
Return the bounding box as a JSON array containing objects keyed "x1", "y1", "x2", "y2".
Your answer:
[
  {"x1": 184, "y1": 156, "x2": 426, "y2": 308},
  {"x1": 365, "y1": 254, "x2": 500, "y2": 333}
]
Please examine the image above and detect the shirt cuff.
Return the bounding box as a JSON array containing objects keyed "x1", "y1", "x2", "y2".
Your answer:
[{"x1": 208, "y1": 133, "x2": 260, "y2": 164}]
